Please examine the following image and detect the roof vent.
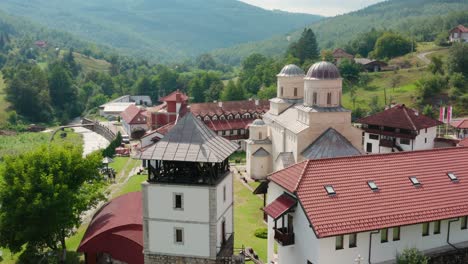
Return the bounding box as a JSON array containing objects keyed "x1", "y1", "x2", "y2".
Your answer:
[
  {"x1": 324, "y1": 185, "x2": 336, "y2": 195},
  {"x1": 367, "y1": 181, "x2": 379, "y2": 191},
  {"x1": 447, "y1": 172, "x2": 459, "y2": 182},
  {"x1": 409, "y1": 176, "x2": 421, "y2": 187}
]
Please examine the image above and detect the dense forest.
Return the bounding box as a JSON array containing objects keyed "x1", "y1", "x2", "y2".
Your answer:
[
  {"x1": 212, "y1": 0, "x2": 468, "y2": 64},
  {"x1": 0, "y1": 0, "x2": 321, "y2": 62}
]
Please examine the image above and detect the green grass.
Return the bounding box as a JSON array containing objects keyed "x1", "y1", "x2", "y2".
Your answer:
[
  {"x1": 234, "y1": 179, "x2": 266, "y2": 262},
  {"x1": 114, "y1": 174, "x2": 147, "y2": 198},
  {"x1": 229, "y1": 151, "x2": 246, "y2": 163},
  {"x1": 66, "y1": 224, "x2": 89, "y2": 252}
]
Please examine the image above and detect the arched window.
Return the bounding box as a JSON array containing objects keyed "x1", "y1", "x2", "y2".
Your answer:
[
  {"x1": 235, "y1": 114, "x2": 241, "y2": 119},
  {"x1": 294, "y1": 88, "x2": 298, "y2": 97},
  {"x1": 227, "y1": 114, "x2": 233, "y2": 120},
  {"x1": 243, "y1": 113, "x2": 251, "y2": 119},
  {"x1": 220, "y1": 115, "x2": 226, "y2": 120},
  {"x1": 313, "y1": 92, "x2": 318, "y2": 105},
  {"x1": 259, "y1": 132, "x2": 263, "y2": 139},
  {"x1": 204, "y1": 116, "x2": 210, "y2": 121},
  {"x1": 280, "y1": 87, "x2": 284, "y2": 97},
  {"x1": 327, "y1": 92, "x2": 332, "y2": 105}
]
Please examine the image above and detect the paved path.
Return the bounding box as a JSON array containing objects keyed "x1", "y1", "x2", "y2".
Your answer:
[
  {"x1": 417, "y1": 51, "x2": 435, "y2": 65},
  {"x1": 72, "y1": 126, "x2": 110, "y2": 156}
]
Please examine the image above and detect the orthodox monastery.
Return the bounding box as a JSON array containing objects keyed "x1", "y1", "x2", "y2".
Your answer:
[{"x1": 246, "y1": 62, "x2": 362, "y2": 179}]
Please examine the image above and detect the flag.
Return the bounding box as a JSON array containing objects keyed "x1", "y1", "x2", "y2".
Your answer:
[
  {"x1": 447, "y1": 106, "x2": 453, "y2": 124},
  {"x1": 439, "y1": 106, "x2": 445, "y2": 123}
]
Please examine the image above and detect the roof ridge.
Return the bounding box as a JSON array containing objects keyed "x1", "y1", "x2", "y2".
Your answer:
[
  {"x1": 294, "y1": 159, "x2": 311, "y2": 192},
  {"x1": 402, "y1": 106, "x2": 417, "y2": 131}
]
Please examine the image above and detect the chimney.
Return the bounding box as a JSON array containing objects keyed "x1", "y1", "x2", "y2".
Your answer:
[
  {"x1": 218, "y1": 101, "x2": 223, "y2": 108},
  {"x1": 255, "y1": 99, "x2": 259, "y2": 106}
]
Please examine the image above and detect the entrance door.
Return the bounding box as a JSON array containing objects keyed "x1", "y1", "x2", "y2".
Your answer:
[
  {"x1": 366, "y1": 143, "x2": 373, "y2": 153},
  {"x1": 221, "y1": 220, "x2": 226, "y2": 244},
  {"x1": 287, "y1": 215, "x2": 293, "y2": 234}
]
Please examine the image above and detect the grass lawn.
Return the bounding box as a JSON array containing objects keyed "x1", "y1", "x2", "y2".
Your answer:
[
  {"x1": 229, "y1": 151, "x2": 246, "y2": 164},
  {"x1": 234, "y1": 179, "x2": 267, "y2": 262},
  {"x1": 114, "y1": 174, "x2": 147, "y2": 198}
]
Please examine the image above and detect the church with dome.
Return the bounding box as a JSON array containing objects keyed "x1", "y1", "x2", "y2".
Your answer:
[{"x1": 246, "y1": 61, "x2": 363, "y2": 179}]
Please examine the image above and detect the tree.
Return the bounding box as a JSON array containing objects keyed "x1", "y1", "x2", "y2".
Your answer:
[
  {"x1": 287, "y1": 28, "x2": 319, "y2": 64},
  {"x1": 196, "y1": 54, "x2": 217, "y2": 70},
  {"x1": 221, "y1": 80, "x2": 246, "y2": 101},
  {"x1": 345, "y1": 28, "x2": 383, "y2": 57},
  {"x1": 0, "y1": 144, "x2": 105, "y2": 261},
  {"x1": 204, "y1": 79, "x2": 224, "y2": 102},
  {"x1": 373, "y1": 32, "x2": 413, "y2": 59},
  {"x1": 103, "y1": 132, "x2": 123, "y2": 158},
  {"x1": 422, "y1": 105, "x2": 435, "y2": 119},
  {"x1": 369, "y1": 95, "x2": 382, "y2": 115},
  {"x1": 416, "y1": 75, "x2": 448, "y2": 105},
  {"x1": 62, "y1": 48, "x2": 80, "y2": 77},
  {"x1": 390, "y1": 74, "x2": 402, "y2": 91},
  {"x1": 257, "y1": 85, "x2": 277, "y2": 100},
  {"x1": 396, "y1": 248, "x2": 429, "y2": 264},
  {"x1": 428, "y1": 56, "x2": 444, "y2": 75},
  {"x1": 189, "y1": 78, "x2": 205, "y2": 103},
  {"x1": 338, "y1": 59, "x2": 361, "y2": 85},
  {"x1": 48, "y1": 62, "x2": 76, "y2": 111},
  {"x1": 321, "y1": 49, "x2": 334, "y2": 62},
  {"x1": 134, "y1": 76, "x2": 153, "y2": 96},
  {"x1": 447, "y1": 43, "x2": 468, "y2": 77}
]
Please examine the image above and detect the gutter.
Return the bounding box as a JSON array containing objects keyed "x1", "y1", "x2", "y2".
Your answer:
[
  {"x1": 368, "y1": 230, "x2": 380, "y2": 264},
  {"x1": 447, "y1": 218, "x2": 460, "y2": 251}
]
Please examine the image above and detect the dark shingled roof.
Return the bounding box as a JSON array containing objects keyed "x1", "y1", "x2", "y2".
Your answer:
[
  {"x1": 276, "y1": 152, "x2": 295, "y2": 168},
  {"x1": 357, "y1": 104, "x2": 443, "y2": 131},
  {"x1": 252, "y1": 147, "x2": 270, "y2": 157},
  {"x1": 306, "y1": 61, "x2": 341, "y2": 79},
  {"x1": 277, "y1": 64, "x2": 305, "y2": 77},
  {"x1": 302, "y1": 128, "x2": 361, "y2": 160},
  {"x1": 139, "y1": 113, "x2": 238, "y2": 162}
]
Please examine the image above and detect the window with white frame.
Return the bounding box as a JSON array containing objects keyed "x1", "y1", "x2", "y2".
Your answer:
[{"x1": 335, "y1": 235, "x2": 344, "y2": 250}]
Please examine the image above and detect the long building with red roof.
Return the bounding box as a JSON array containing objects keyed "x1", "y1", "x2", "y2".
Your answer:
[
  {"x1": 357, "y1": 104, "x2": 443, "y2": 154},
  {"x1": 263, "y1": 147, "x2": 468, "y2": 264}
]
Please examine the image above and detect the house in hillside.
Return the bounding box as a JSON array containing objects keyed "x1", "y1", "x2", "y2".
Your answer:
[
  {"x1": 451, "y1": 119, "x2": 468, "y2": 139},
  {"x1": 145, "y1": 89, "x2": 269, "y2": 149},
  {"x1": 121, "y1": 104, "x2": 148, "y2": 139},
  {"x1": 138, "y1": 113, "x2": 240, "y2": 264},
  {"x1": 35, "y1": 40, "x2": 47, "y2": 48},
  {"x1": 357, "y1": 104, "x2": 443, "y2": 154},
  {"x1": 354, "y1": 58, "x2": 388, "y2": 72},
  {"x1": 449, "y1": 25, "x2": 468, "y2": 43},
  {"x1": 99, "y1": 95, "x2": 152, "y2": 118},
  {"x1": 246, "y1": 63, "x2": 362, "y2": 180},
  {"x1": 263, "y1": 147, "x2": 468, "y2": 264},
  {"x1": 332, "y1": 48, "x2": 354, "y2": 64}
]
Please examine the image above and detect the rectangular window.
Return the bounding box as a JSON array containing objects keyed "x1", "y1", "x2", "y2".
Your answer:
[
  {"x1": 327, "y1": 92, "x2": 332, "y2": 105},
  {"x1": 223, "y1": 185, "x2": 226, "y2": 202},
  {"x1": 462, "y1": 216, "x2": 467, "y2": 230},
  {"x1": 335, "y1": 235, "x2": 344, "y2": 250},
  {"x1": 400, "y1": 138, "x2": 410, "y2": 145},
  {"x1": 425, "y1": 138, "x2": 427, "y2": 143},
  {"x1": 393, "y1": 227, "x2": 400, "y2": 241},
  {"x1": 369, "y1": 134, "x2": 379, "y2": 140},
  {"x1": 422, "y1": 222, "x2": 429, "y2": 236},
  {"x1": 313, "y1": 92, "x2": 317, "y2": 105},
  {"x1": 381, "y1": 228, "x2": 388, "y2": 243},
  {"x1": 175, "y1": 228, "x2": 184, "y2": 244},
  {"x1": 349, "y1": 233, "x2": 357, "y2": 248},
  {"x1": 434, "y1": 221, "x2": 441, "y2": 234},
  {"x1": 174, "y1": 193, "x2": 183, "y2": 210}
]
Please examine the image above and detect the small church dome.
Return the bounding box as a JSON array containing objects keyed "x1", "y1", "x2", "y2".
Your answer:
[
  {"x1": 306, "y1": 61, "x2": 341, "y2": 79},
  {"x1": 277, "y1": 64, "x2": 305, "y2": 77},
  {"x1": 251, "y1": 119, "x2": 265, "y2": 126}
]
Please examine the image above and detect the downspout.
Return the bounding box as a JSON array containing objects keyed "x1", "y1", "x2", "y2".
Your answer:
[
  {"x1": 447, "y1": 218, "x2": 460, "y2": 251},
  {"x1": 368, "y1": 230, "x2": 380, "y2": 264}
]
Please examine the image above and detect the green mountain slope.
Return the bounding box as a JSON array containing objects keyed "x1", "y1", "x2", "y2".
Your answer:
[
  {"x1": 212, "y1": 0, "x2": 468, "y2": 64},
  {"x1": 0, "y1": 0, "x2": 322, "y2": 62}
]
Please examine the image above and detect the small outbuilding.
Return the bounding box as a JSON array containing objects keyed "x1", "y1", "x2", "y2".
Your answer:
[
  {"x1": 449, "y1": 25, "x2": 468, "y2": 43},
  {"x1": 354, "y1": 58, "x2": 388, "y2": 72},
  {"x1": 78, "y1": 192, "x2": 143, "y2": 264}
]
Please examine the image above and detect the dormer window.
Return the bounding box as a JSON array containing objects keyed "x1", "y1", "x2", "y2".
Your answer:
[
  {"x1": 235, "y1": 114, "x2": 241, "y2": 119},
  {"x1": 410, "y1": 176, "x2": 421, "y2": 186},
  {"x1": 447, "y1": 172, "x2": 458, "y2": 182},
  {"x1": 324, "y1": 185, "x2": 336, "y2": 195},
  {"x1": 220, "y1": 115, "x2": 226, "y2": 120},
  {"x1": 204, "y1": 116, "x2": 210, "y2": 121},
  {"x1": 367, "y1": 181, "x2": 379, "y2": 191},
  {"x1": 212, "y1": 115, "x2": 218, "y2": 121}
]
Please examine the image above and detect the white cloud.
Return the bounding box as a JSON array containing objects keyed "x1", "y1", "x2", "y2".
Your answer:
[{"x1": 239, "y1": 0, "x2": 385, "y2": 16}]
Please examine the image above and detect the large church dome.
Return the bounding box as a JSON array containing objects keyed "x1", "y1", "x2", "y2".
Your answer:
[
  {"x1": 306, "y1": 61, "x2": 341, "y2": 79},
  {"x1": 277, "y1": 64, "x2": 305, "y2": 77}
]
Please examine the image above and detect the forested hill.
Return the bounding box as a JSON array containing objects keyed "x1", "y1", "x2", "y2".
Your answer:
[
  {"x1": 0, "y1": 0, "x2": 322, "y2": 62},
  {"x1": 212, "y1": 0, "x2": 468, "y2": 64}
]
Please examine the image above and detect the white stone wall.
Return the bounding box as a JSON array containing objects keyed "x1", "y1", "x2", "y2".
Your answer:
[
  {"x1": 277, "y1": 76, "x2": 304, "y2": 100},
  {"x1": 304, "y1": 79, "x2": 342, "y2": 107},
  {"x1": 246, "y1": 142, "x2": 273, "y2": 180},
  {"x1": 215, "y1": 175, "x2": 234, "y2": 252}
]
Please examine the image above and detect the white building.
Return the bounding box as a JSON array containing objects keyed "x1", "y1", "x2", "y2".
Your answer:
[
  {"x1": 246, "y1": 62, "x2": 362, "y2": 180},
  {"x1": 263, "y1": 147, "x2": 468, "y2": 264},
  {"x1": 449, "y1": 25, "x2": 468, "y2": 43},
  {"x1": 99, "y1": 95, "x2": 152, "y2": 118},
  {"x1": 139, "y1": 113, "x2": 239, "y2": 264},
  {"x1": 121, "y1": 104, "x2": 149, "y2": 139},
  {"x1": 357, "y1": 104, "x2": 442, "y2": 154}
]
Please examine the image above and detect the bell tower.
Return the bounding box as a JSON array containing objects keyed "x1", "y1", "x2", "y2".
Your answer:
[{"x1": 140, "y1": 113, "x2": 239, "y2": 264}]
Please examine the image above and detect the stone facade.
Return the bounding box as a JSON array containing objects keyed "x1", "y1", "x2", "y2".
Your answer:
[{"x1": 145, "y1": 254, "x2": 217, "y2": 264}]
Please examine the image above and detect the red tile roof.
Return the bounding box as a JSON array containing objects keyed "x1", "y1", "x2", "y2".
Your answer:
[
  {"x1": 451, "y1": 119, "x2": 468, "y2": 129},
  {"x1": 357, "y1": 104, "x2": 443, "y2": 131},
  {"x1": 121, "y1": 105, "x2": 147, "y2": 124},
  {"x1": 204, "y1": 118, "x2": 254, "y2": 131},
  {"x1": 264, "y1": 194, "x2": 297, "y2": 220},
  {"x1": 159, "y1": 90, "x2": 189, "y2": 102},
  {"x1": 190, "y1": 100, "x2": 269, "y2": 117},
  {"x1": 451, "y1": 25, "x2": 468, "y2": 33},
  {"x1": 459, "y1": 138, "x2": 468, "y2": 147},
  {"x1": 268, "y1": 147, "x2": 468, "y2": 238}
]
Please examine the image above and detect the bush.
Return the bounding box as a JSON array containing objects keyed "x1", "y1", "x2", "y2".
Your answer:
[
  {"x1": 254, "y1": 228, "x2": 268, "y2": 239},
  {"x1": 397, "y1": 248, "x2": 429, "y2": 264}
]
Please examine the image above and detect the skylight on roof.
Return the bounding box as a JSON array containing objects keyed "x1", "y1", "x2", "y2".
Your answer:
[
  {"x1": 447, "y1": 172, "x2": 458, "y2": 182},
  {"x1": 324, "y1": 185, "x2": 336, "y2": 195},
  {"x1": 367, "y1": 181, "x2": 379, "y2": 191},
  {"x1": 409, "y1": 176, "x2": 421, "y2": 186}
]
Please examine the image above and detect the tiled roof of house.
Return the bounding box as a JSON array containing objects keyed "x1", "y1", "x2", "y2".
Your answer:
[
  {"x1": 357, "y1": 104, "x2": 443, "y2": 131},
  {"x1": 332, "y1": 48, "x2": 353, "y2": 59},
  {"x1": 190, "y1": 100, "x2": 269, "y2": 117},
  {"x1": 451, "y1": 25, "x2": 468, "y2": 33},
  {"x1": 451, "y1": 119, "x2": 468, "y2": 129},
  {"x1": 268, "y1": 147, "x2": 468, "y2": 238},
  {"x1": 264, "y1": 194, "x2": 297, "y2": 220},
  {"x1": 121, "y1": 105, "x2": 147, "y2": 124},
  {"x1": 139, "y1": 113, "x2": 238, "y2": 162},
  {"x1": 204, "y1": 118, "x2": 254, "y2": 131},
  {"x1": 159, "y1": 90, "x2": 189, "y2": 102},
  {"x1": 301, "y1": 128, "x2": 361, "y2": 159},
  {"x1": 459, "y1": 138, "x2": 468, "y2": 147}
]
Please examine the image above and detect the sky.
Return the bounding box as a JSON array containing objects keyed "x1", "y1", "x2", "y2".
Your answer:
[{"x1": 239, "y1": 0, "x2": 386, "y2": 16}]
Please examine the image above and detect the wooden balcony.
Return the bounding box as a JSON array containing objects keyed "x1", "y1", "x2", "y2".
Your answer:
[
  {"x1": 379, "y1": 139, "x2": 395, "y2": 148},
  {"x1": 274, "y1": 227, "x2": 295, "y2": 246}
]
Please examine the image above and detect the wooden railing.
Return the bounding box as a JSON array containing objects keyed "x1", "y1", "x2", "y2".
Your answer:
[{"x1": 274, "y1": 227, "x2": 294, "y2": 246}]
